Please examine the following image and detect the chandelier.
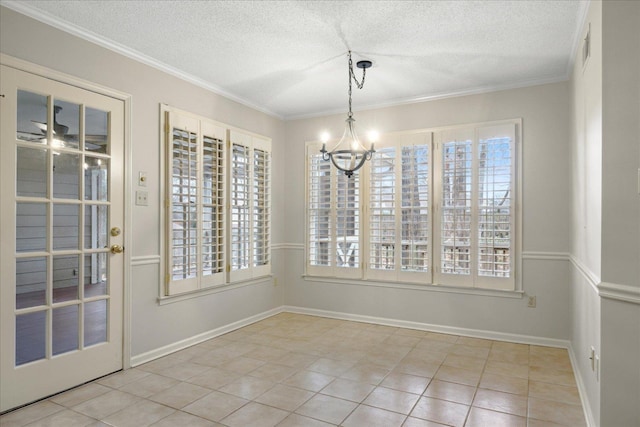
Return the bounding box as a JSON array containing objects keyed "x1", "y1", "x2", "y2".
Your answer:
[{"x1": 320, "y1": 51, "x2": 376, "y2": 178}]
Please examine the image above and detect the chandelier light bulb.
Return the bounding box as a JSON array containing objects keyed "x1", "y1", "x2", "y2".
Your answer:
[{"x1": 367, "y1": 130, "x2": 379, "y2": 143}]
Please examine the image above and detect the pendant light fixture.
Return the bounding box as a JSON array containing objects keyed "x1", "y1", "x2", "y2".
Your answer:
[{"x1": 320, "y1": 51, "x2": 376, "y2": 178}]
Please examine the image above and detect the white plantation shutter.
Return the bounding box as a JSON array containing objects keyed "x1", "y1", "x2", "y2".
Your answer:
[
  {"x1": 229, "y1": 130, "x2": 271, "y2": 281},
  {"x1": 163, "y1": 106, "x2": 270, "y2": 297},
  {"x1": 475, "y1": 124, "x2": 515, "y2": 289},
  {"x1": 436, "y1": 128, "x2": 473, "y2": 287},
  {"x1": 165, "y1": 111, "x2": 226, "y2": 295},
  {"x1": 307, "y1": 145, "x2": 361, "y2": 279},
  {"x1": 369, "y1": 146, "x2": 396, "y2": 273},
  {"x1": 434, "y1": 123, "x2": 516, "y2": 290},
  {"x1": 308, "y1": 153, "x2": 332, "y2": 268},
  {"x1": 367, "y1": 133, "x2": 430, "y2": 283},
  {"x1": 169, "y1": 117, "x2": 199, "y2": 293},
  {"x1": 201, "y1": 122, "x2": 226, "y2": 283},
  {"x1": 400, "y1": 140, "x2": 430, "y2": 275},
  {"x1": 230, "y1": 137, "x2": 251, "y2": 278},
  {"x1": 253, "y1": 147, "x2": 270, "y2": 270}
]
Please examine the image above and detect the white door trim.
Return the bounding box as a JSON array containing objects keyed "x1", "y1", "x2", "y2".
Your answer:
[{"x1": 0, "y1": 53, "x2": 133, "y2": 370}]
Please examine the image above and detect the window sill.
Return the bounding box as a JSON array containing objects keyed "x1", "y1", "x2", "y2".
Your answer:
[
  {"x1": 158, "y1": 275, "x2": 274, "y2": 305},
  {"x1": 301, "y1": 275, "x2": 523, "y2": 299}
]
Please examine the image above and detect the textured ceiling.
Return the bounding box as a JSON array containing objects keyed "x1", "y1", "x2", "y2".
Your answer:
[{"x1": 5, "y1": 0, "x2": 588, "y2": 119}]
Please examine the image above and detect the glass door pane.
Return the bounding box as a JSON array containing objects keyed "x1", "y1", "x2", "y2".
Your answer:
[{"x1": 13, "y1": 96, "x2": 112, "y2": 365}]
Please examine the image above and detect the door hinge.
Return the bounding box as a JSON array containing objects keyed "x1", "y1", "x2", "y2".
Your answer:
[
  {"x1": 165, "y1": 274, "x2": 170, "y2": 284},
  {"x1": 226, "y1": 264, "x2": 230, "y2": 273}
]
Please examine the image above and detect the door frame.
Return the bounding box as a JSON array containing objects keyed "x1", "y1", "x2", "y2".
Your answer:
[{"x1": 1, "y1": 53, "x2": 132, "y2": 372}]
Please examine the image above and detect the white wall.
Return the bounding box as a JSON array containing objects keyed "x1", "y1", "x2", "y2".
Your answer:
[
  {"x1": 599, "y1": 1, "x2": 640, "y2": 426},
  {"x1": 569, "y1": 1, "x2": 640, "y2": 426},
  {"x1": 0, "y1": 6, "x2": 286, "y2": 358},
  {"x1": 569, "y1": 1, "x2": 603, "y2": 424},
  {"x1": 284, "y1": 82, "x2": 573, "y2": 340}
]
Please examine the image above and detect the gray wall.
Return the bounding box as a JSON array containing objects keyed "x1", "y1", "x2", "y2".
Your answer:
[
  {"x1": 283, "y1": 82, "x2": 573, "y2": 340},
  {"x1": 599, "y1": 2, "x2": 640, "y2": 426}
]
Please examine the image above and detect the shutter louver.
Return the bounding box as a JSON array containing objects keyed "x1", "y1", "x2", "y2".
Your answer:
[
  {"x1": 400, "y1": 143, "x2": 429, "y2": 273},
  {"x1": 231, "y1": 142, "x2": 251, "y2": 272}
]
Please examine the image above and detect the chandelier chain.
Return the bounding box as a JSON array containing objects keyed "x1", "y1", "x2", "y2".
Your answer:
[{"x1": 347, "y1": 51, "x2": 366, "y2": 118}]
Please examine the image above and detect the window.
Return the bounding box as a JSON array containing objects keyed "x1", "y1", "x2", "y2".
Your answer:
[
  {"x1": 307, "y1": 155, "x2": 360, "y2": 278},
  {"x1": 306, "y1": 120, "x2": 520, "y2": 291},
  {"x1": 368, "y1": 133, "x2": 431, "y2": 283},
  {"x1": 229, "y1": 130, "x2": 271, "y2": 282},
  {"x1": 163, "y1": 107, "x2": 271, "y2": 296}
]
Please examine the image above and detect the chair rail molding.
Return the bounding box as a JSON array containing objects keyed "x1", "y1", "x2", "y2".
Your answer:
[
  {"x1": 598, "y1": 282, "x2": 640, "y2": 305},
  {"x1": 131, "y1": 255, "x2": 161, "y2": 266}
]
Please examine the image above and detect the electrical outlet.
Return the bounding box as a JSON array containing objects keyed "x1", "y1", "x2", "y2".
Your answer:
[
  {"x1": 136, "y1": 190, "x2": 149, "y2": 206},
  {"x1": 590, "y1": 346, "x2": 595, "y2": 371},
  {"x1": 527, "y1": 295, "x2": 536, "y2": 308}
]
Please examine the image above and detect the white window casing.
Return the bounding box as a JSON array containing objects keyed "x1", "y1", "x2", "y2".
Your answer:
[
  {"x1": 306, "y1": 119, "x2": 521, "y2": 292},
  {"x1": 162, "y1": 106, "x2": 271, "y2": 297},
  {"x1": 433, "y1": 123, "x2": 517, "y2": 290}
]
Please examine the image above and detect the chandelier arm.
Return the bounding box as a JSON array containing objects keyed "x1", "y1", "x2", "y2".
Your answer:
[{"x1": 328, "y1": 152, "x2": 368, "y2": 175}]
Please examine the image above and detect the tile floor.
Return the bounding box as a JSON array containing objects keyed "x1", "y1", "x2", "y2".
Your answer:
[{"x1": 1, "y1": 313, "x2": 586, "y2": 427}]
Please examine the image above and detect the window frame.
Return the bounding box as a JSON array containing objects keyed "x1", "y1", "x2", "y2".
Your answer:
[
  {"x1": 229, "y1": 129, "x2": 272, "y2": 283},
  {"x1": 306, "y1": 153, "x2": 362, "y2": 279},
  {"x1": 160, "y1": 105, "x2": 271, "y2": 298},
  {"x1": 305, "y1": 119, "x2": 522, "y2": 293},
  {"x1": 433, "y1": 122, "x2": 519, "y2": 291},
  {"x1": 363, "y1": 132, "x2": 432, "y2": 284}
]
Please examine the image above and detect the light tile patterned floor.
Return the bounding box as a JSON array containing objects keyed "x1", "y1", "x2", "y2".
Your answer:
[{"x1": 1, "y1": 313, "x2": 586, "y2": 427}]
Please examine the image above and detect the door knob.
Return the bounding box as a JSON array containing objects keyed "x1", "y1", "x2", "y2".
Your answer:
[{"x1": 110, "y1": 244, "x2": 124, "y2": 254}]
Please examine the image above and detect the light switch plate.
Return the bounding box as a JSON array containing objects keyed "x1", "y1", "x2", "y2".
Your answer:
[{"x1": 139, "y1": 171, "x2": 148, "y2": 187}]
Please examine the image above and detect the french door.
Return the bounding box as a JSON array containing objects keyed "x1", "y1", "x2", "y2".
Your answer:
[{"x1": 0, "y1": 65, "x2": 125, "y2": 412}]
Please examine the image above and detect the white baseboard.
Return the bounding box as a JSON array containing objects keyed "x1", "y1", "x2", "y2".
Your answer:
[
  {"x1": 130, "y1": 304, "x2": 571, "y2": 368},
  {"x1": 283, "y1": 305, "x2": 570, "y2": 348},
  {"x1": 130, "y1": 306, "x2": 284, "y2": 367},
  {"x1": 568, "y1": 343, "x2": 598, "y2": 427}
]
